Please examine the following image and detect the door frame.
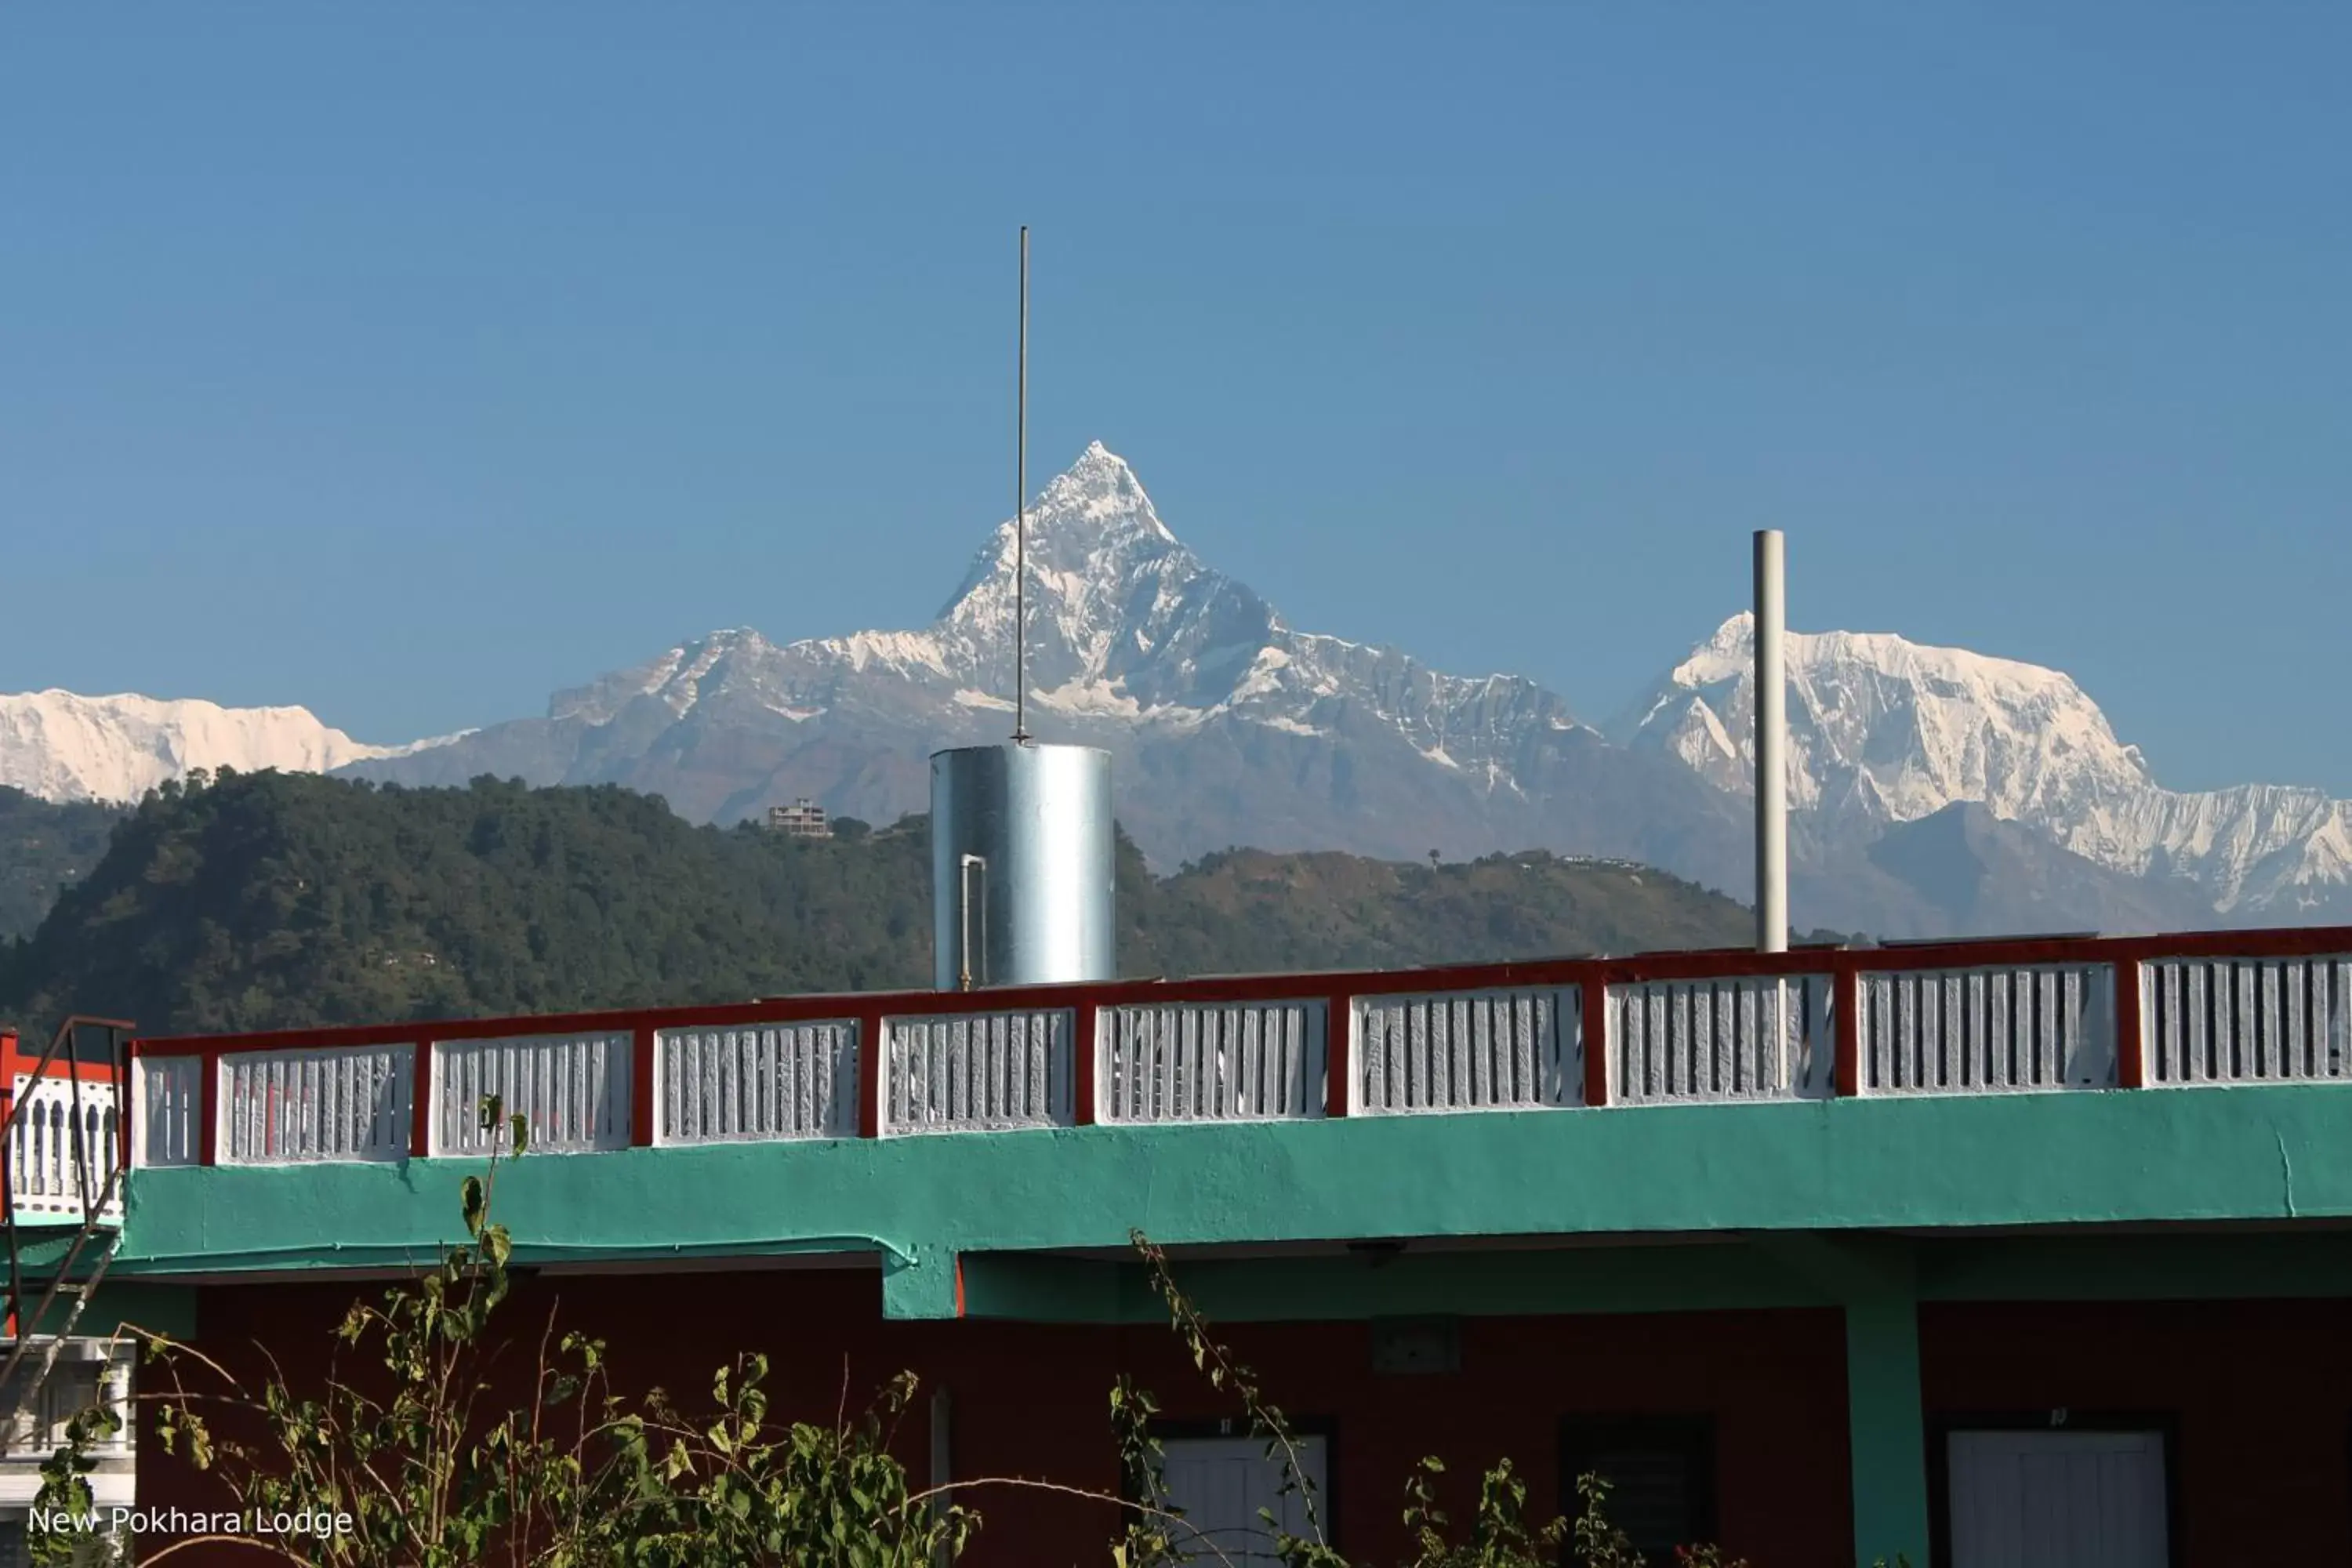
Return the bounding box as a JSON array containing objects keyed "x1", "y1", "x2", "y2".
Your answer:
[
  {"x1": 1142, "y1": 1416, "x2": 1342, "y2": 1559},
  {"x1": 1927, "y1": 1410, "x2": 2182, "y2": 1568}
]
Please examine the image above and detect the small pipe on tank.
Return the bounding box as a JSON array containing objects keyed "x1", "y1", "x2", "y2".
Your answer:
[{"x1": 957, "y1": 853, "x2": 988, "y2": 991}]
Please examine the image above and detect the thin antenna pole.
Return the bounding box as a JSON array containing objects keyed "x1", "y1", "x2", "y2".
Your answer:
[
  {"x1": 1012, "y1": 226, "x2": 1030, "y2": 743},
  {"x1": 1754, "y1": 528, "x2": 1788, "y2": 953}
]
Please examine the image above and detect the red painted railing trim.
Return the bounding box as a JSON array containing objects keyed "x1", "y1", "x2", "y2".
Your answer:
[
  {"x1": 631, "y1": 1025, "x2": 658, "y2": 1146},
  {"x1": 1833, "y1": 967, "x2": 1861, "y2": 1098},
  {"x1": 126, "y1": 925, "x2": 2352, "y2": 1063},
  {"x1": 198, "y1": 1048, "x2": 221, "y2": 1167},
  {"x1": 856, "y1": 1011, "x2": 884, "y2": 1140},
  {"x1": 119, "y1": 1037, "x2": 139, "y2": 1170},
  {"x1": 2114, "y1": 957, "x2": 2147, "y2": 1090},
  {"x1": 1071, "y1": 1006, "x2": 1098, "y2": 1127},
  {"x1": 408, "y1": 1044, "x2": 433, "y2": 1160},
  {"x1": 1324, "y1": 993, "x2": 1352, "y2": 1118},
  {"x1": 1581, "y1": 970, "x2": 1611, "y2": 1108},
  {"x1": 9, "y1": 1060, "x2": 118, "y2": 1086}
]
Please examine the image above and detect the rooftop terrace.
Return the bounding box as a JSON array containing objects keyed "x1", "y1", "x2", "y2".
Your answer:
[{"x1": 18, "y1": 924, "x2": 2352, "y2": 1317}]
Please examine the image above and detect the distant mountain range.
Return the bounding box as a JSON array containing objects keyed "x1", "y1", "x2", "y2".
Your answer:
[
  {"x1": 6, "y1": 441, "x2": 2347, "y2": 938},
  {"x1": 0, "y1": 689, "x2": 458, "y2": 804},
  {"x1": 1617, "y1": 615, "x2": 2352, "y2": 921}
]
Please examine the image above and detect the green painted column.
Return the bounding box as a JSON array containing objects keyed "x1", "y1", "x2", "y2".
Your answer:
[
  {"x1": 1845, "y1": 1292, "x2": 1929, "y2": 1567},
  {"x1": 880, "y1": 1245, "x2": 961, "y2": 1319}
]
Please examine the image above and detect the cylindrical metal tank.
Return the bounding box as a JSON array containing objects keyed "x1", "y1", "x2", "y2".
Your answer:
[{"x1": 930, "y1": 742, "x2": 1115, "y2": 990}]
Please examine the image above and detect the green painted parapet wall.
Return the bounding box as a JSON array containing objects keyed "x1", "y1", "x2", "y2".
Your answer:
[{"x1": 114, "y1": 1085, "x2": 2352, "y2": 1317}]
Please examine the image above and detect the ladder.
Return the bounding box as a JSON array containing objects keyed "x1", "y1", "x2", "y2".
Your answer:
[{"x1": 0, "y1": 1017, "x2": 135, "y2": 1448}]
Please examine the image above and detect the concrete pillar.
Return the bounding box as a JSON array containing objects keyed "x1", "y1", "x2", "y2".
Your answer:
[
  {"x1": 1749, "y1": 1232, "x2": 1930, "y2": 1566},
  {"x1": 1845, "y1": 1293, "x2": 1930, "y2": 1566}
]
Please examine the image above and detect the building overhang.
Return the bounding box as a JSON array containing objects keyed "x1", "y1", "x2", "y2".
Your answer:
[{"x1": 111, "y1": 1083, "x2": 2352, "y2": 1318}]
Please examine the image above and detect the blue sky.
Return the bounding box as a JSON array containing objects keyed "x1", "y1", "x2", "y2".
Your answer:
[{"x1": 3, "y1": 5, "x2": 2346, "y2": 793}]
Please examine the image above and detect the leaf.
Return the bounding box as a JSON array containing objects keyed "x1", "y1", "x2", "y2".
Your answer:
[{"x1": 461, "y1": 1174, "x2": 487, "y2": 1239}]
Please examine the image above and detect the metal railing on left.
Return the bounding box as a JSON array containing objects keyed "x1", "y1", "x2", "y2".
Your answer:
[
  {"x1": 7, "y1": 1076, "x2": 122, "y2": 1222},
  {"x1": 0, "y1": 1015, "x2": 137, "y2": 1475}
]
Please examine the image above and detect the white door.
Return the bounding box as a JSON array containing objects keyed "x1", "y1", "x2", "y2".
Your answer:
[
  {"x1": 1948, "y1": 1429, "x2": 2168, "y2": 1568},
  {"x1": 1158, "y1": 1435, "x2": 1330, "y2": 1566}
]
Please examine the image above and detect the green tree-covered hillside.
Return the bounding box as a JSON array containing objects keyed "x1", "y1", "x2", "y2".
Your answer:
[
  {"x1": 0, "y1": 770, "x2": 1767, "y2": 1037},
  {"x1": 0, "y1": 786, "x2": 121, "y2": 942}
]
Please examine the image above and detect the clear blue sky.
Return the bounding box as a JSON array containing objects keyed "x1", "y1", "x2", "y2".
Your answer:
[{"x1": 4, "y1": 5, "x2": 2346, "y2": 793}]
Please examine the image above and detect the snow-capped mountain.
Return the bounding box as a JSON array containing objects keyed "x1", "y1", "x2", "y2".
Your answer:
[
  {"x1": 1617, "y1": 613, "x2": 2352, "y2": 917},
  {"x1": 542, "y1": 442, "x2": 1572, "y2": 775},
  {"x1": 344, "y1": 441, "x2": 2347, "y2": 933},
  {"x1": 0, "y1": 691, "x2": 451, "y2": 806},
  {"x1": 0, "y1": 437, "x2": 2288, "y2": 938},
  {"x1": 347, "y1": 445, "x2": 1782, "y2": 908}
]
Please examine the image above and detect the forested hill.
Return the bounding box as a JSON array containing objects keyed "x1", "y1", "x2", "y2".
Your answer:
[
  {"x1": 0, "y1": 787, "x2": 120, "y2": 942},
  {"x1": 0, "y1": 771, "x2": 1766, "y2": 1039}
]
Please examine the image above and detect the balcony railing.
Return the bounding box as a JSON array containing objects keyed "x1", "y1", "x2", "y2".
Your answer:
[
  {"x1": 9, "y1": 1073, "x2": 125, "y2": 1224},
  {"x1": 122, "y1": 926, "x2": 2352, "y2": 1170}
]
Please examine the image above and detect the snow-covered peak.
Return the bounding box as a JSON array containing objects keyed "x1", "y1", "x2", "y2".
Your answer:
[
  {"x1": 1667, "y1": 613, "x2": 2115, "y2": 719},
  {"x1": 1624, "y1": 612, "x2": 2351, "y2": 912},
  {"x1": 527, "y1": 441, "x2": 1572, "y2": 777},
  {"x1": 549, "y1": 628, "x2": 781, "y2": 724},
  {"x1": 920, "y1": 443, "x2": 1272, "y2": 705},
  {"x1": 938, "y1": 441, "x2": 1184, "y2": 613},
  {"x1": 1621, "y1": 614, "x2": 2154, "y2": 819},
  {"x1": 1033, "y1": 440, "x2": 1174, "y2": 544},
  {"x1": 1656, "y1": 615, "x2": 2136, "y2": 752},
  {"x1": 0, "y1": 690, "x2": 437, "y2": 804}
]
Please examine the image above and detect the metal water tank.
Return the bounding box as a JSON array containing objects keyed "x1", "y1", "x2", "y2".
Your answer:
[{"x1": 930, "y1": 742, "x2": 1115, "y2": 990}]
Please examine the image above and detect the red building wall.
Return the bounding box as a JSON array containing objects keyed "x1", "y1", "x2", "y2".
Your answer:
[
  {"x1": 143, "y1": 1269, "x2": 1856, "y2": 1566},
  {"x1": 1920, "y1": 1298, "x2": 2352, "y2": 1567},
  {"x1": 140, "y1": 1275, "x2": 2352, "y2": 1563}
]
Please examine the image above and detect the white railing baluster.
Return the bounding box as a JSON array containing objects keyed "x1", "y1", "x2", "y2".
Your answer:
[
  {"x1": 1099, "y1": 1001, "x2": 1327, "y2": 1125},
  {"x1": 210, "y1": 1046, "x2": 413, "y2": 1165},
  {"x1": 1353, "y1": 988, "x2": 1580, "y2": 1116},
  {"x1": 429, "y1": 1033, "x2": 631, "y2": 1156},
  {"x1": 1858, "y1": 963, "x2": 2112, "y2": 1096},
  {"x1": 2143, "y1": 953, "x2": 2352, "y2": 1087},
  {"x1": 1606, "y1": 976, "x2": 1830, "y2": 1106},
  {"x1": 652, "y1": 1023, "x2": 858, "y2": 1145},
  {"x1": 880, "y1": 1010, "x2": 1073, "y2": 1134}
]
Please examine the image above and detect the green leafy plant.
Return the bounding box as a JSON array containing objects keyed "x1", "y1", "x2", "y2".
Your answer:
[
  {"x1": 612, "y1": 1361, "x2": 974, "y2": 1567},
  {"x1": 1106, "y1": 1375, "x2": 1184, "y2": 1568},
  {"x1": 30, "y1": 1401, "x2": 129, "y2": 1566},
  {"x1": 1401, "y1": 1456, "x2": 1567, "y2": 1568},
  {"x1": 1131, "y1": 1232, "x2": 1771, "y2": 1568},
  {"x1": 1130, "y1": 1229, "x2": 1337, "y2": 1565},
  {"x1": 45, "y1": 1098, "x2": 980, "y2": 1567}
]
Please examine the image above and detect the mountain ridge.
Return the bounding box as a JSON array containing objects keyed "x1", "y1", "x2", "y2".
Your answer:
[
  {"x1": 8, "y1": 441, "x2": 2346, "y2": 938},
  {"x1": 1619, "y1": 611, "x2": 2352, "y2": 919},
  {"x1": 0, "y1": 688, "x2": 454, "y2": 806}
]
